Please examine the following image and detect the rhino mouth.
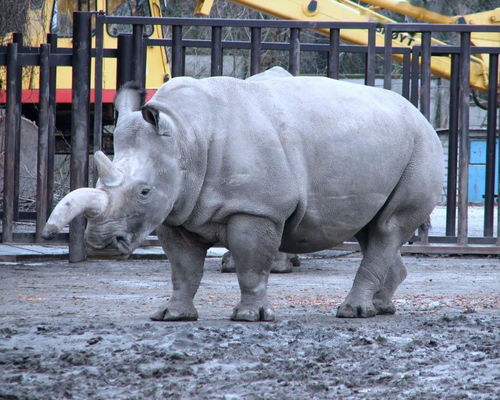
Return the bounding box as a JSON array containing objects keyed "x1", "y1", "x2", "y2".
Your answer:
[
  {"x1": 85, "y1": 233, "x2": 133, "y2": 256},
  {"x1": 114, "y1": 235, "x2": 131, "y2": 254}
]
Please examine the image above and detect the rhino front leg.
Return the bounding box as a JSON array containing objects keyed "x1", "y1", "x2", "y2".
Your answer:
[
  {"x1": 227, "y1": 215, "x2": 282, "y2": 322},
  {"x1": 151, "y1": 224, "x2": 209, "y2": 321}
]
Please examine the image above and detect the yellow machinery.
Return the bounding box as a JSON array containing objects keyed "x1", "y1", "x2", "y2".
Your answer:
[
  {"x1": 195, "y1": 0, "x2": 500, "y2": 91},
  {"x1": 1, "y1": 0, "x2": 498, "y2": 104},
  {"x1": 0, "y1": 0, "x2": 169, "y2": 104}
]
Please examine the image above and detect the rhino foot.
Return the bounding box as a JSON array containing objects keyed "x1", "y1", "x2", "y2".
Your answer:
[
  {"x1": 231, "y1": 303, "x2": 275, "y2": 322},
  {"x1": 150, "y1": 302, "x2": 198, "y2": 321},
  {"x1": 336, "y1": 300, "x2": 377, "y2": 318},
  {"x1": 373, "y1": 300, "x2": 396, "y2": 315}
]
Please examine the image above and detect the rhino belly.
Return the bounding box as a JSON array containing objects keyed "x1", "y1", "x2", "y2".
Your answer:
[{"x1": 279, "y1": 193, "x2": 388, "y2": 253}]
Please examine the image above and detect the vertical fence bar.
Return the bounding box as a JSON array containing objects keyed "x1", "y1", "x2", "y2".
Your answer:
[
  {"x1": 419, "y1": 31, "x2": 431, "y2": 120},
  {"x1": 446, "y1": 53, "x2": 460, "y2": 237},
  {"x1": 365, "y1": 26, "x2": 376, "y2": 86},
  {"x1": 289, "y1": 28, "x2": 300, "y2": 76},
  {"x1": 457, "y1": 32, "x2": 471, "y2": 246},
  {"x1": 402, "y1": 51, "x2": 411, "y2": 100},
  {"x1": 171, "y1": 25, "x2": 183, "y2": 78},
  {"x1": 117, "y1": 34, "x2": 133, "y2": 88},
  {"x1": 132, "y1": 23, "x2": 145, "y2": 87},
  {"x1": 181, "y1": 46, "x2": 186, "y2": 76},
  {"x1": 211, "y1": 26, "x2": 223, "y2": 76},
  {"x1": 93, "y1": 13, "x2": 105, "y2": 184},
  {"x1": 418, "y1": 33, "x2": 431, "y2": 247},
  {"x1": 410, "y1": 46, "x2": 420, "y2": 107},
  {"x1": 327, "y1": 28, "x2": 340, "y2": 79},
  {"x1": 250, "y1": 27, "x2": 261, "y2": 76},
  {"x1": 69, "y1": 11, "x2": 91, "y2": 262},
  {"x1": 36, "y1": 44, "x2": 51, "y2": 242},
  {"x1": 2, "y1": 43, "x2": 18, "y2": 242},
  {"x1": 383, "y1": 25, "x2": 393, "y2": 90},
  {"x1": 484, "y1": 53, "x2": 498, "y2": 237},
  {"x1": 46, "y1": 33, "x2": 57, "y2": 214},
  {"x1": 12, "y1": 33, "x2": 23, "y2": 221}
]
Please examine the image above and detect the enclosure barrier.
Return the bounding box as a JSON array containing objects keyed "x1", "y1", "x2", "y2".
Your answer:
[{"x1": 1, "y1": 13, "x2": 499, "y2": 259}]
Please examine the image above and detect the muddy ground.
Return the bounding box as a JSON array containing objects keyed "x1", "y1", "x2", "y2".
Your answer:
[{"x1": 0, "y1": 253, "x2": 499, "y2": 400}]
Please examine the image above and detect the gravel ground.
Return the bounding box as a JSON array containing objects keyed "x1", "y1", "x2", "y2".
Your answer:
[{"x1": 0, "y1": 254, "x2": 499, "y2": 400}]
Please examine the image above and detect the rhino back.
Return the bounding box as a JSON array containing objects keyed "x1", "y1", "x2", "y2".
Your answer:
[{"x1": 149, "y1": 76, "x2": 436, "y2": 245}]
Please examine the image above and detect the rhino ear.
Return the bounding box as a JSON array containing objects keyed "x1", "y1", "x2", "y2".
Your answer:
[
  {"x1": 141, "y1": 105, "x2": 159, "y2": 127},
  {"x1": 141, "y1": 105, "x2": 171, "y2": 136}
]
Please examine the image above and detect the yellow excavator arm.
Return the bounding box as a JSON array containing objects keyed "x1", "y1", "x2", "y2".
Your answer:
[{"x1": 195, "y1": 0, "x2": 500, "y2": 91}]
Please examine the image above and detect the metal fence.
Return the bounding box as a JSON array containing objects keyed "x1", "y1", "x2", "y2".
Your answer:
[{"x1": 1, "y1": 12, "x2": 499, "y2": 259}]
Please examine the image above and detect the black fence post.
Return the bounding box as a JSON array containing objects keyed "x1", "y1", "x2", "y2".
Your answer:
[
  {"x1": 211, "y1": 26, "x2": 223, "y2": 76},
  {"x1": 410, "y1": 46, "x2": 420, "y2": 108},
  {"x1": 171, "y1": 25, "x2": 183, "y2": 78},
  {"x1": 132, "y1": 23, "x2": 145, "y2": 88},
  {"x1": 117, "y1": 34, "x2": 133, "y2": 88},
  {"x1": 457, "y1": 32, "x2": 471, "y2": 246},
  {"x1": 402, "y1": 51, "x2": 411, "y2": 100},
  {"x1": 418, "y1": 33, "x2": 431, "y2": 245},
  {"x1": 250, "y1": 27, "x2": 261, "y2": 76},
  {"x1": 327, "y1": 28, "x2": 340, "y2": 79},
  {"x1": 446, "y1": 53, "x2": 460, "y2": 237},
  {"x1": 36, "y1": 44, "x2": 51, "y2": 242},
  {"x1": 419, "y1": 31, "x2": 432, "y2": 120},
  {"x1": 365, "y1": 26, "x2": 375, "y2": 86},
  {"x1": 289, "y1": 28, "x2": 300, "y2": 76},
  {"x1": 383, "y1": 26, "x2": 393, "y2": 90},
  {"x1": 2, "y1": 43, "x2": 18, "y2": 243},
  {"x1": 12, "y1": 33, "x2": 23, "y2": 221},
  {"x1": 93, "y1": 12, "x2": 105, "y2": 177},
  {"x1": 46, "y1": 33, "x2": 58, "y2": 215},
  {"x1": 69, "y1": 11, "x2": 91, "y2": 262},
  {"x1": 484, "y1": 53, "x2": 498, "y2": 237}
]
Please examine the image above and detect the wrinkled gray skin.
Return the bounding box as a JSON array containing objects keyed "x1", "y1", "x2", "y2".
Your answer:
[{"x1": 43, "y1": 67, "x2": 443, "y2": 321}]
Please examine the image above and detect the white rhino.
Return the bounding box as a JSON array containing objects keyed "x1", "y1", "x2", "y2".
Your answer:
[{"x1": 43, "y1": 69, "x2": 443, "y2": 321}]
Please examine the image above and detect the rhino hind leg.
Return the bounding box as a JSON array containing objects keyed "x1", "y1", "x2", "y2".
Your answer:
[
  {"x1": 344, "y1": 229, "x2": 407, "y2": 316},
  {"x1": 151, "y1": 225, "x2": 209, "y2": 321},
  {"x1": 338, "y1": 169, "x2": 439, "y2": 318},
  {"x1": 372, "y1": 254, "x2": 407, "y2": 315},
  {"x1": 336, "y1": 229, "x2": 402, "y2": 318},
  {"x1": 227, "y1": 214, "x2": 282, "y2": 322}
]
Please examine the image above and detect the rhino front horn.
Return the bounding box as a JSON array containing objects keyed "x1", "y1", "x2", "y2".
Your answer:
[
  {"x1": 94, "y1": 151, "x2": 123, "y2": 187},
  {"x1": 42, "y1": 188, "x2": 109, "y2": 240}
]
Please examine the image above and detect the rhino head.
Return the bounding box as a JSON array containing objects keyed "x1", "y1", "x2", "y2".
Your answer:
[{"x1": 42, "y1": 83, "x2": 184, "y2": 255}]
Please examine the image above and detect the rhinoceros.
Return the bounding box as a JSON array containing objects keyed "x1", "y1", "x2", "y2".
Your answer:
[{"x1": 43, "y1": 69, "x2": 443, "y2": 321}]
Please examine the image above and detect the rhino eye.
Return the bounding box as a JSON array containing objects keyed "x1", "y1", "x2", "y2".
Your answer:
[{"x1": 138, "y1": 187, "x2": 151, "y2": 200}]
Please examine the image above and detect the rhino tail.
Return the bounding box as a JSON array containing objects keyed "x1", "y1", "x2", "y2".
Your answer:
[
  {"x1": 408, "y1": 217, "x2": 431, "y2": 245},
  {"x1": 419, "y1": 217, "x2": 432, "y2": 234}
]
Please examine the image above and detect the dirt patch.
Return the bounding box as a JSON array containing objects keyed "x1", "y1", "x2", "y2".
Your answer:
[{"x1": 0, "y1": 254, "x2": 499, "y2": 400}]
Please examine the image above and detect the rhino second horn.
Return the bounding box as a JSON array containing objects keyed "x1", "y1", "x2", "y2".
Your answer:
[
  {"x1": 42, "y1": 188, "x2": 109, "y2": 240},
  {"x1": 94, "y1": 150, "x2": 123, "y2": 187}
]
